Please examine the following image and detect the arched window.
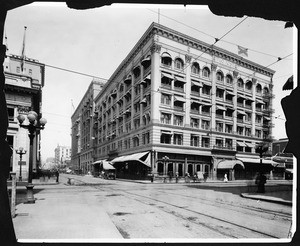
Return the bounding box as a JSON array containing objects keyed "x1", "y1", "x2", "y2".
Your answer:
[
  {"x1": 216, "y1": 71, "x2": 224, "y2": 82},
  {"x1": 226, "y1": 74, "x2": 233, "y2": 85},
  {"x1": 119, "y1": 83, "x2": 124, "y2": 93},
  {"x1": 202, "y1": 67, "x2": 210, "y2": 78},
  {"x1": 237, "y1": 78, "x2": 244, "y2": 89},
  {"x1": 174, "y1": 57, "x2": 184, "y2": 70},
  {"x1": 161, "y1": 52, "x2": 172, "y2": 67},
  {"x1": 191, "y1": 62, "x2": 200, "y2": 74},
  {"x1": 263, "y1": 87, "x2": 269, "y2": 94},
  {"x1": 245, "y1": 80, "x2": 252, "y2": 91},
  {"x1": 133, "y1": 66, "x2": 141, "y2": 79},
  {"x1": 256, "y1": 83, "x2": 262, "y2": 94}
]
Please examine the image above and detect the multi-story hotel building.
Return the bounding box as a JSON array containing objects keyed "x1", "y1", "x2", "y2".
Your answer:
[
  {"x1": 4, "y1": 53, "x2": 45, "y2": 180},
  {"x1": 54, "y1": 144, "x2": 71, "y2": 167},
  {"x1": 70, "y1": 78, "x2": 106, "y2": 174},
  {"x1": 91, "y1": 22, "x2": 275, "y2": 180}
]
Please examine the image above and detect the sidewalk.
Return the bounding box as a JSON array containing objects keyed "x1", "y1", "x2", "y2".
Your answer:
[{"x1": 12, "y1": 180, "x2": 123, "y2": 242}]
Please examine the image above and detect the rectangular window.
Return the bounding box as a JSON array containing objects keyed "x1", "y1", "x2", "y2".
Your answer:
[
  {"x1": 215, "y1": 138, "x2": 223, "y2": 147},
  {"x1": 202, "y1": 85, "x2": 211, "y2": 95},
  {"x1": 160, "y1": 132, "x2": 171, "y2": 144},
  {"x1": 216, "y1": 88, "x2": 224, "y2": 99},
  {"x1": 237, "y1": 126, "x2": 244, "y2": 135},
  {"x1": 161, "y1": 112, "x2": 171, "y2": 124},
  {"x1": 255, "y1": 129, "x2": 261, "y2": 138},
  {"x1": 216, "y1": 122, "x2": 223, "y2": 132},
  {"x1": 173, "y1": 115, "x2": 183, "y2": 126},
  {"x1": 201, "y1": 120, "x2": 210, "y2": 130},
  {"x1": 8, "y1": 107, "x2": 14, "y2": 121},
  {"x1": 201, "y1": 137, "x2": 210, "y2": 148},
  {"x1": 161, "y1": 93, "x2": 171, "y2": 105},
  {"x1": 190, "y1": 135, "x2": 199, "y2": 147},
  {"x1": 190, "y1": 118, "x2": 199, "y2": 128},
  {"x1": 173, "y1": 133, "x2": 183, "y2": 145},
  {"x1": 225, "y1": 124, "x2": 233, "y2": 134},
  {"x1": 245, "y1": 128, "x2": 251, "y2": 136},
  {"x1": 225, "y1": 139, "x2": 233, "y2": 149}
]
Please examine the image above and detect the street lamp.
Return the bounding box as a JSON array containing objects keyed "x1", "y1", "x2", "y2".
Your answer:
[
  {"x1": 17, "y1": 110, "x2": 47, "y2": 203},
  {"x1": 15, "y1": 147, "x2": 27, "y2": 181}
]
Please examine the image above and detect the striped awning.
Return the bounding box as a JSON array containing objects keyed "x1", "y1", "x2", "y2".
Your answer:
[{"x1": 111, "y1": 151, "x2": 150, "y2": 167}]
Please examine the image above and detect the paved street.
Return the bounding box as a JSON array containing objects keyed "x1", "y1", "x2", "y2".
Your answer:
[{"x1": 12, "y1": 174, "x2": 293, "y2": 242}]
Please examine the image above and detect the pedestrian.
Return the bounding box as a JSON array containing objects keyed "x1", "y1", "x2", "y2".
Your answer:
[
  {"x1": 203, "y1": 172, "x2": 208, "y2": 182},
  {"x1": 224, "y1": 173, "x2": 228, "y2": 182},
  {"x1": 175, "y1": 172, "x2": 179, "y2": 183},
  {"x1": 150, "y1": 173, "x2": 154, "y2": 183},
  {"x1": 55, "y1": 170, "x2": 59, "y2": 183},
  {"x1": 185, "y1": 172, "x2": 190, "y2": 183},
  {"x1": 193, "y1": 173, "x2": 197, "y2": 182}
]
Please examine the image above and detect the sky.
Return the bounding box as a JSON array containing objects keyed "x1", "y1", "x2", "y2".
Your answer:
[{"x1": 3, "y1": 3, "x2": 295, "y2": 160}]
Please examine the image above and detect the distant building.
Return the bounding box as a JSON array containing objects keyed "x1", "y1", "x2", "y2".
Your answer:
[
  {"x1": 90, "y1": 23, "x2": 275, "y2": 180},
  {"x1": 54, "y1": 144, "x2": 71, "y2": 167},
  {"x1": 4, "y1": 53, "x2": 45, "y2": 180},
  {"x1": 70, "y1": 78, "x2": 106, "y2": 174},
  {"x1": 272, "y1": 138, "x2": 294, "y2": 179}
]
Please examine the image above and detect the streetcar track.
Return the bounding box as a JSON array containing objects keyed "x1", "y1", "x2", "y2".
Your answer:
[
  {"x1": 121, "y1": 190, "x2": 280, "y2": 239},
  {"x1": 91, "y1": 184, "x2": 280, "y2": 238},
  {"x1": 165, "y1": 191, "x2": 292, "y2": 220}
]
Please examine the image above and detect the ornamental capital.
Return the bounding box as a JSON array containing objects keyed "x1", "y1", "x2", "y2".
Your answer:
[
  {"x1": 233, "y1": 70, "x2": 239, "y2": 78},
  {"x1": 185, "y1": 54, "x2": 192, "y2": 63},
  {"x1": 150, "y1": 43, "x2": 161, "y2": 54},
  {"x1": 211, "y1": 63, "x2": 217, "y2": 71}
]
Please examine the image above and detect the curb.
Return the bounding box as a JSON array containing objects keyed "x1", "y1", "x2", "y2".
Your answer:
[{"x1": 240, "y1": 193, "x2": 292, "y2": 206}]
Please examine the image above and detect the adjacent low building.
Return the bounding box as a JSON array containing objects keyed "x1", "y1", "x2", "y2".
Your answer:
[{"x1": 90, "y1": 22, "x2": 276, "y2": 180}]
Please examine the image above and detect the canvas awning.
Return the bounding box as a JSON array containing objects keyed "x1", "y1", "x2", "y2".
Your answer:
[
  {"x1": 236, "y1": 141, "x2": 247, "y2": 147},
  {"x1": 285, "y1": 168, "x2": 293, "y2": 173},
  {"x1": 141, "y1": 56, "x2": 151, "y2": 65},
  {"x1": 237, "y1": 110, "x2": 246, "y2": 116},
  {"x1": 191, "y1": 80, "x2": 203, "y2": 87},
  {"x1": 245, "y1": 142, "x2": 255, "y2": 148},
  {"x1": 174, "y1": 76, "x2": 186, "y2": 83},
  {"x1": 226, "y1": 90, "x2": 235, "y2": 96},
  {"x1": 217, "y1": 160, "x2": 245, "y2": 169},
  {"x1": 216, "y1": 105, "x2": 226, "y2": 111},
  {"x1": 161, "y1": 72, "x2": 174, "y2": 80},
  {"x1": 92, "y1": 160, "x2": 115, "y2": 170},
  {"x1": 174, "y1": 96, "x2": 185, "y2": 102},
  {"x1": 111, "y1": 151, "x2": 150, "y2": 167}
]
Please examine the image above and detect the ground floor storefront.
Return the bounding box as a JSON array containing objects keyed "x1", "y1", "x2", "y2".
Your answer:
[{"x1": 91, "y1": 149, "x2": 287, "y2": 181}]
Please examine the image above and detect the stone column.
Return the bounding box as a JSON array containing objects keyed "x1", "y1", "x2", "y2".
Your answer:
[
  {"x1": 150, "y1": 43, "x2": 161, "y2": 124},
  {"x1": 233, "y1": 71, "x2": 238, "y2": 137}
]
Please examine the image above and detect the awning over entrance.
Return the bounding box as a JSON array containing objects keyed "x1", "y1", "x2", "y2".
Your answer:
[
  {"x1": 237, "y1": 157, "x2": 274, "y2": 165},
  {"x1": 111, "y1": 151, "x2": 151, "y2": 167},
  {"x1": 92, "y1": 160, "x2": 115, "y2": 170},
  {"x1": 217, "y1": 160, "x2": 245, "y2": 169}
]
